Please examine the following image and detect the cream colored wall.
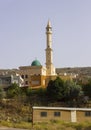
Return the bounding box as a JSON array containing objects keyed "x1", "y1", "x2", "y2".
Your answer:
[
  {"x1": 71, "y1": 110, "x2": 77, "y2": 122},
  {"x1": 19, "y1": 66, "x2": 46, "y2": 76},
  {"x1": 19, "y1": 66, "x2": 47, "y2": 88},
  {"x1": 41, "y1": 67, "x2": 46, "y2": 75},
  {"x1": 46, "y1": 64, "x2": 56, "y2": 76},
  {"x1": 33, "y1": 109, "x2": 71, "y2": 123},
  {"x1": 33, "y1": 109, "x2": 91, "y2": 123},
  {"x1": 77, "y1": 111, "x2": 91, "y2": 122}
]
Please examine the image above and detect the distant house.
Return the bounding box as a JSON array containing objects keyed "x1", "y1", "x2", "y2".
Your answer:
[
  {"x1": 32, "y1": 106, "x2": 91, "y2": 123},
  {"x1": 0, "y1": 74, "x2": 24, "y2": 89}
]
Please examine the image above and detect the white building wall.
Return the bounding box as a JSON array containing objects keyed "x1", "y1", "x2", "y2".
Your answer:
[{"x1": 71, "y1": 110, "x2": 77, "y2": 122}]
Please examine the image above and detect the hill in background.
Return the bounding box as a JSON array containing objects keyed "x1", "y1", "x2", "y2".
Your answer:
[{"x1": 56, "y1": 67, "x2": 91, "y2": 77}]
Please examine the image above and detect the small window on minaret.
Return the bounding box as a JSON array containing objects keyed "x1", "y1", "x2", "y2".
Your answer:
[{"x1": 47, "y1": 28, "x2": 49, "y2": 31}]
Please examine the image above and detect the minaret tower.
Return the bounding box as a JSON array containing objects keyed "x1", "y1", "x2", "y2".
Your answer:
[{"x1": 45, "y1": 21, "x2": 56, "y2": 76}]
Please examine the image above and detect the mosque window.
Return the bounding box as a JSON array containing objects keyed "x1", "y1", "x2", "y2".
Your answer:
[
  {"x1": 25, "y1": 81, "x2": 28, "y2": 85},
  {"x1": 32, "y1": 81, "x2": 39, "y2": 85},
  {"x1": 25, "y1": 75, "x2": 28, "y2": 78},
  {"x1": 21, "y1": 75, "x2": 24, "y2": 79}
]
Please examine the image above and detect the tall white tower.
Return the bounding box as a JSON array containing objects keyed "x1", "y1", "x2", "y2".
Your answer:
[{"x1": 45, "y1": 21, "x2": 56, "y2": 76}]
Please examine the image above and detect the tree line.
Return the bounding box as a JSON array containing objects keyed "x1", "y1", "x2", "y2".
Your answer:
[{"x1": 0, "y1": 77, "x2": 91, "y2": 107}]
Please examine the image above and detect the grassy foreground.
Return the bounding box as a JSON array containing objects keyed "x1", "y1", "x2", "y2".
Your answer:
[{"x1": 0, "y1": 120, "x2": 91, "y2": 130}]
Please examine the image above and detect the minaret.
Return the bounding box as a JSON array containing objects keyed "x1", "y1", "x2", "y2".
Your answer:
[{"x1": 45, "y1": 21, "x2": 56, "y2": 76}]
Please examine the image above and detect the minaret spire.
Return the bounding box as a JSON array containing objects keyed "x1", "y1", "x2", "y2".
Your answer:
[
  {"x1": 45, "y1": 21, "x2": 56, "y2": 76},
  {"x1": 47, "y1": 20, "x2": 51, "y2": 27},
  {"x1": 46, "y1": 20, "x2": 52, "y2": 49}
]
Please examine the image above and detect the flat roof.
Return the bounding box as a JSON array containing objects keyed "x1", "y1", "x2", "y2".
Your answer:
[{"x1": 33, "y1": 106, "x2": 91, "y2": 111}]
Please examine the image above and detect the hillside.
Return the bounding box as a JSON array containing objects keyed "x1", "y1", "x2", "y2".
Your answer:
[{"x1": 56, "y1": 67, "x2": 91, "y2": 76}]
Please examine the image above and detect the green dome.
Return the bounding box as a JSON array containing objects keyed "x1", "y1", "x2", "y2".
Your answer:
[{"x1": 31, "y1": 60, "x2": 41, "y2": 66}]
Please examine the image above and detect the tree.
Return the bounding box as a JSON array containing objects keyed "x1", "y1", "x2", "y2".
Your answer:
[
  {"x1": 46, "y1": 77, "x2": 64, "y2": 101},
  {"x1": 64, "y1": 80, "x2": 83, "y2": 101},
  {"x1": 82, "y1": 79, "x2": 91, "y2": 98},
  {"x1": 46, "y1": 77, "x2": 83, "y2": 106},
  {"x1": 6, "y1": 83, "x2": 21, "y2": 98}
]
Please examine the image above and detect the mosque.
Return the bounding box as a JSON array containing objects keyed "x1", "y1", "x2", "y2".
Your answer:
[
  {"x1": 18, "y1": 21, "x2": 77, "y2": 89},
  {"x1": 0, "y1": 21, "x2": 76, "y2": 89},
  {"x1": 19, "y1": 21, "x2": 57, "y2": 89}
]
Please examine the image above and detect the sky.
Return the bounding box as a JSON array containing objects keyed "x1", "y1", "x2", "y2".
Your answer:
[{"x1": 0, "y1": 0, "x2": 91, "y2": 69}]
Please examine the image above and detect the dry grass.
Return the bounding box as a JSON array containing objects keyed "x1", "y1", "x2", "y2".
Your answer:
[
  {"x1": 0, "y1": 120, "x2": 91, "y2": 130},
  {"x1": 31, "y1": 121, "x2": 91, "y2": 130}
]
